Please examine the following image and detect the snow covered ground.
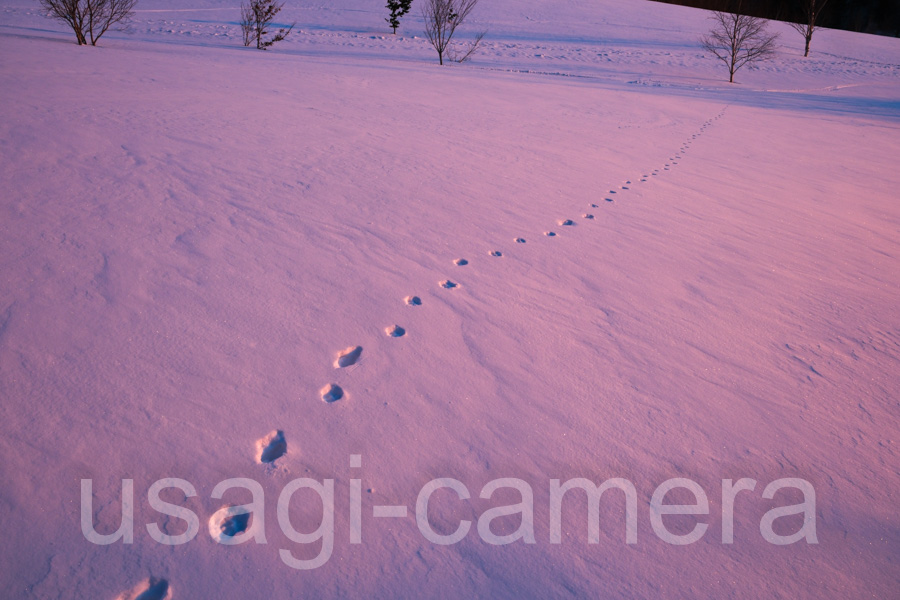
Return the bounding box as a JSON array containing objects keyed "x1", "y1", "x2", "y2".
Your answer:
[{"x1": 1, "y1": 0, "x2": 898, "y2": 598}]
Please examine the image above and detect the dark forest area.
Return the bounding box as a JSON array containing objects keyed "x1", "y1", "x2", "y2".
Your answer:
[{"x1": 650, "y1": 0, "x2": 900, "y2": 36}]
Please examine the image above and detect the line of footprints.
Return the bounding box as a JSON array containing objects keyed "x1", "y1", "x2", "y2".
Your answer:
[
  {"x1": 320, "y1": 110, "x2": 729, "y2": 414},
  {"x1": 145, "y1": 109, "x2": 739, "y2": 596},
  {"x1": 277, "y1": 109, "x2": 729, "y2": 427},
  {"x1": 165, "y1": 108, "x2": 735, "y2": 591}
]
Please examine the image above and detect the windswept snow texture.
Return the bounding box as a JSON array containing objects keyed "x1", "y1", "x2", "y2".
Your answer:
[{"x1": 1, "y1": 0, "x2": 899, "y2": 598}]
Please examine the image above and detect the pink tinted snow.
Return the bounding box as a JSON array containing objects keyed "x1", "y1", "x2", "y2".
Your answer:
[{"x1": 0, "y1": 0, "x2": 898, "y2": 598}]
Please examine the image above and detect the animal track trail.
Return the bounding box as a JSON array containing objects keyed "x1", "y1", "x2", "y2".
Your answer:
[
  {"x1": 308, "y1": 106, "x2": 733, "y2": 416},
  {"x1": 116, "y1": 578, "x2": 171, "y2": 600},
  {"x1": 635, "y1": 107, "x2": 729, "y2": 185},
  {"x1": 599, "y1": 107, "x2": 728, "y2": 208}
]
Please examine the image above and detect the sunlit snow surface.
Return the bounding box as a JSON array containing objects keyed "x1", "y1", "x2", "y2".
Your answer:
[{"x1": 1, "y1": 0, "x2": 898, "y2": 597}]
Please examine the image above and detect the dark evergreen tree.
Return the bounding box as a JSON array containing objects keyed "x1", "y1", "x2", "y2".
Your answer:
[{"x1": 386, "y1": 0, "x2": 413, "y2": 34}]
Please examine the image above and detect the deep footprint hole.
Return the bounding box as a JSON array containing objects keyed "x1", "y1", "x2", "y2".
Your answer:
[
  {"x1": 321, "y1": 383, "x2": 344, "y2": 403},
  {"x1": 385, "y1": 325, "x2": 406, "y2": 337},
  {"x1": 221, "y1": 512, "x2": 250, "y2": 537},
  {"x1": 257, "y1": 430, "x2": 287, "y2": 463},
  {"x1": 130, "y1": 578, "x2": 170, "y2": 600},
  {"x1": 335, "y1": 345, "x2": 363, "y2": 368},
  {"x1": 209, "y1": 505, "x2": 251, "y2": 542}
]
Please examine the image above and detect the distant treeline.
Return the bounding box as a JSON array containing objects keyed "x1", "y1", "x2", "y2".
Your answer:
[{"x1": 649, "y1": 0, "x2": 900, "y2": 37}]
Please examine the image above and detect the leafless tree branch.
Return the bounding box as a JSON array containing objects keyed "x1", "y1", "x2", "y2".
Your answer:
[
  {"x1": 789, "y1": 0, "x2": 829, "y2": 57},
  {"x1": 700, "y1": 9, "x2": 778, "y2": 83},
  {"x1": 448, "y1": 30, "x2": 485, "y2": 63},
  {"x1": 38, "y1": 0, "x2": 136, "y2": 46},
  {"x1": 422, "y1": 0, "x2": 482, "y2": 65},
  {"x1": 239, "y1": 0, "x2": 294, "y2": 50}
]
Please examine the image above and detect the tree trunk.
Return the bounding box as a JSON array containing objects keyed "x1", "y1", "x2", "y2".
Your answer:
[{"x1": 804, "y1": 36, "x2": 811, "y2": 57}]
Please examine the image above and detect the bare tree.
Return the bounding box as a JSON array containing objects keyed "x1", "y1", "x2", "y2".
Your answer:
[
  {"x1": 240, "y1": 0, "x2": 294, "y2": 50},
  {"x1": 701, "y1": 9, "x2": 778, "y2": 83},
  {"x1": 38, "y1": 0, "x2": 137, "y2": 46},
  {"x1": 422, "y1": 0, "x2": 483, "y2": 65},
  {"x1": 790, "y1": 0, "x2": 828, "y2": 57}
]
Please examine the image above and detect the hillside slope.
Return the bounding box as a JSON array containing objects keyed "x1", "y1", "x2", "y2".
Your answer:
[{"x1": 1, "y1": 1, "x2": 898, "y2": 598}]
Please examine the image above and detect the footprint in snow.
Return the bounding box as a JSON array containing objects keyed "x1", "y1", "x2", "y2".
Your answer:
[
  {"x1": 515, "y1": 237, "x2": 526, "y2": 243},
  {"x1": 591, "y1": 203, "x2": 599, "y2": 208},
  {"x1": 405, "y1": 295, "x2": 422, "y2": 306},
  {"x1": 440, "y1": 280, "x2": 459, "y2": 289},
  {"x1": 545, "y1": 231, "x2": 557, "y2": 237},
  {"x1": 559, "y1": 219, "x2": 575, "y2": 226},
  {"x1": 489, "y1": 250, "x2": 502, "y2": 257},
  {"x1": 335, "y1": 345, "x2": 362, "y2": 368},
  {"x1": 116, "y1": 578, "x2": 171, "y2": 600},
  {"x1": 454, "y1": 258, "x2": 468, "y2": 266},
  {"x1": 256, "y1": 430, "x2": 287, "y2": 463},
  {"x1": 209, "y1": 505, "x2": 251, "y2": 542},
  {"x1": 583, "y1": 214, "x2": 594, "y2": 219},
  {"x1": 321, "y1": 383, "x2": 344, "y2": 403},
  {"x1": 385, "y1": 325, "x2": 406, "y2": 337}
]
